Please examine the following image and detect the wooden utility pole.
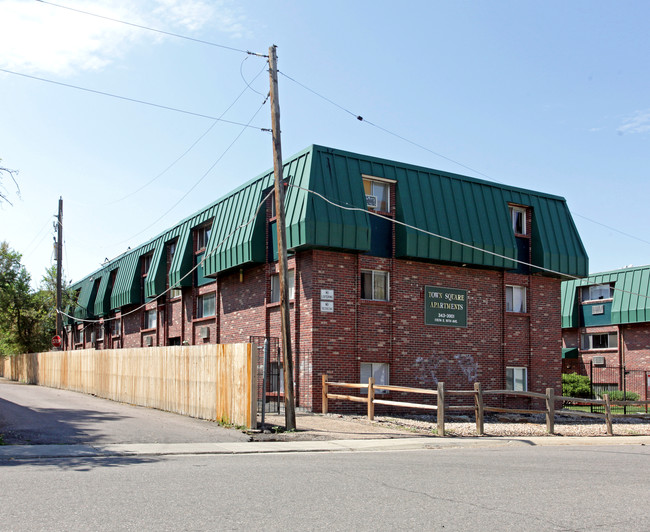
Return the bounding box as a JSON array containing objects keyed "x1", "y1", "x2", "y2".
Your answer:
[
  {"x1": 56, "y1": 196, "x2": 63, "y2": 340},
  {"x1": 268, "y1": 45, "x2": 296, "y2": 431}
]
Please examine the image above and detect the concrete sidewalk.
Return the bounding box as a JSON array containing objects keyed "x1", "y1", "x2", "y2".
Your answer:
[{"x1": 0, "y1": 435, "x2": 647, "y2": 460}]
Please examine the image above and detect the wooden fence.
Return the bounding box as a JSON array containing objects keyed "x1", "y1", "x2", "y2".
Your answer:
[
  {"x1": 322, "y1": 375, "x2": 650, "y2": 436},
  {"x1": 0, "y1": 344, "x2": 258, "y2": 429}
]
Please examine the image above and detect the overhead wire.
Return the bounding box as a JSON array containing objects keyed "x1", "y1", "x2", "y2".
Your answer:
[
  {"x1": 60, "y1": 183, "x2": 650, "y2": 327},
  {"x1": 104, "y1": 61, "x2": 269, "y2": 205},
  {"x1": 58, "y1": 188, "x2": 274, "y2": 324},
  {"x1": 278, "y1": 70, "x2": 650, "y2": 253},
  {"x1": 0, "y1": 68, "x2": 270, "y2": 131},
  {"x1": 112, "y1": 95, "x2": 270, "y2": 247},
  {"x1": 34, "y1": 0, "x2": 268, "y2": 58}
]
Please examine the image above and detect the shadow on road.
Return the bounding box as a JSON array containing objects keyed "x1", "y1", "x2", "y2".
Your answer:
[
  {"x1": 0, "y1": 396, "x2": 130, "y2": 445},
  {"x1": 0, "y1": 454, "x2": 162, "y2": 471}
]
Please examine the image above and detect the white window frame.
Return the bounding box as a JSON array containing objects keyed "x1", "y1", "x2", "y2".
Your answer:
[
  {"x1": 197, "y1": 292, "x2": 216, "y2": 318},
  {"x1": 142, "y1": 254, "x2": 152, "y2": 276},
  {"x1": 506, "y1": 285, "x2": 527, "y2": 313},
  {"x1": 270, "y1": 270, "x2": 295, "y2": 303},
  {"x1": 509, "y1": 205, "x2": 527, "y2": 235},
  {"x1": 581, "y1": 332, "x2": 617, "y2": 350},
  {"x1": 361, "y1": 270, "x2": 389, "y2": 301},
  {"x1": 196, "y1": 224, "x2": 212, "y2": 250},
  {"x1": 506, "y1": 366, "x2": 527, "y2": 391},
  {"x1": 145, "y1": 309, "x2": 157, "y2": 330},
  {"x1": 96, "y1": 324, "x2": 104, "y2": 341},
  {"x1": 360, "y1": 362, "x2": 389, "y2": 395},
  {"x1": 111, "y1": 318, "x2": 121, "y2": 337},
  {"x1": 581, "y1": 284, "x2": 614, "y2": 302}
]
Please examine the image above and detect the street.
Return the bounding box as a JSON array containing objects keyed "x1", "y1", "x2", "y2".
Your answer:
[
  {"x1": 2, "y1": 379, "x2": 650, "y2": 531},
  {"x1": 2, "y1": 445, "x2": 649, "y2": 531}
]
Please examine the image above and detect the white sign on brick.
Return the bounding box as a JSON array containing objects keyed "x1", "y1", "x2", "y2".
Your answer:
[
  {"x1": 321, "y1": 289, "x2": 334, "y2": 300},
  {"x1": 321, "y1": 301, "x2": 334, "y2": 313}
]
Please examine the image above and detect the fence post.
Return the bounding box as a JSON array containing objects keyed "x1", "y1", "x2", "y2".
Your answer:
[
  {"x1": 474, "y1": 382, "x2": 484, "y2": 436},
  {"x1": 368, "y1": 377, "x2": 375, "y2": 421},
  {"x1": 546, "y1": 387, "x2": 555, "y2": 435},
  {"x1": 604, "y1": 393, "x2": 613, "y2": 436},
  {"x1": 322, "y1": 374, "x2": 328, "y2": 414},
  {"x1": 437, "y1": 381, "x2": 445, "y2": 437}
]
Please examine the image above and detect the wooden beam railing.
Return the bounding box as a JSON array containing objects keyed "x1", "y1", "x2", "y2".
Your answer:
[{"x1": 321, "y1": 374, "x2": 650, "y2": 436}]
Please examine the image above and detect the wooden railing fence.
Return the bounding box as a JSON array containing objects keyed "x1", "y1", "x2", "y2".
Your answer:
[
  {"x1": 321, "y1": 375, "x2": 650, "y2": 436},
  {"x1": 0, "y1": 344, "x2": 258, "y2": 429}
]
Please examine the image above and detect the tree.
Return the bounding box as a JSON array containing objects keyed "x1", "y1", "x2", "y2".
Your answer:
[
  {"x1": 0, "y1": 242, "x2": 70, "y2": 355},
  {"x1": 0, "y1": 159, "x2": 20, "y2": 205}
]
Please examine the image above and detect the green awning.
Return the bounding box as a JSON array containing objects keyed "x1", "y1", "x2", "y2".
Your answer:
[{"x1": 562, "y1": 347, "x2": 579, "y2": 359}]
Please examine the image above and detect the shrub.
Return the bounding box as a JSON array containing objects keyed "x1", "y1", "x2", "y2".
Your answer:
[
  {"x1": 562, "y1": 373, "x2": 591, "y2": 398},
  {"x1": 603, "y1": 390, "x2": 640, "y2": 402}
]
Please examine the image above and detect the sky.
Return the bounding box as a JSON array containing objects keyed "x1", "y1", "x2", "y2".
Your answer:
[{"x1": 1, "y1": 0, "x2": 649, "y2": 288}]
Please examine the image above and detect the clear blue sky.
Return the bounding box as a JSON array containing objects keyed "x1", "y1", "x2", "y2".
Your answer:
[{"x1": 1, "y1": 0, "x2": 649, "y2": 287}]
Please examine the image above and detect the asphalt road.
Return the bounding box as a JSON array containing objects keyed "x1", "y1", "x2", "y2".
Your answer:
[
  {"x1": 1, "y1": 445, "x2": 649, "y2": 531},
  {"x1": 0, "y1": 379, "x2": 249, "y2": 444}
]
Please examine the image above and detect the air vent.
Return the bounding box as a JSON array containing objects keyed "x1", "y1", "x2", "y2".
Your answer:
[
  {"x1": 593, "y1": 356, "x2": 606, "y2": 366},
  {"x1": 199, "y1": 326, "x2": 209, "y2": 339},
  {"x1": 365, "y1": 195, "x2": 377, "y2": 208},
  {"x1": 592, "y1": 304, "x2": 604, "y2": 315}
]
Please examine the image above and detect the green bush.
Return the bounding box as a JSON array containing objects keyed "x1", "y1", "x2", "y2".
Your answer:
[
  {"x1": 562, "y1": 373, "x2": 591, "y2": 398},
  {"x1": 603, "y1": 390, "x2": 640, "y2": 402}
]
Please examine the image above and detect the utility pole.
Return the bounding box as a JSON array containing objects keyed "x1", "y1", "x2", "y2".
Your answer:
[
  {"x1": 268, "y1": 45, "x2": 296, "y2": 431},
  {"x1": 56, "y1": 197, "x2": 63, "y2": 341}
]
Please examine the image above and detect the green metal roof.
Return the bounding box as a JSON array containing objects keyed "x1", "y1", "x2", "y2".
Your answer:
[
  {"x1": 561, "y1": 265, "x2": 650, "y2": 328},
  {"x1": 69, "y1": 144, "x2": 587, "y2": 321}
]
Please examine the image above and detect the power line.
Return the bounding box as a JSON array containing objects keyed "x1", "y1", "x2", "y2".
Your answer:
[
  {"x1": 105, "y1": 62, "x2": 269, "y2": 205},
  {"x1": 35, "y1": 0, "x2": 267, "y2": 58},
  {"x1": 113, "y1": 97, "x2": 269, "y2": 247},
  {"x1": 59, "y1": 189, "x2": 274, "y2": 325},
  {"x1": 279, "y1": 70, "x2": 650, "y2": 253},
  {"x1": 278, "y1": 70, "x2": 503, "y2": 183},
  {"x1": 0, "y1": 68, "x2": 270, "y2": 131}
]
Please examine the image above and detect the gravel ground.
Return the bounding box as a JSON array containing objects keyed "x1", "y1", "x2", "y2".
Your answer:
[
  {"x1": 361, "y1": 411, "x2": 650, "y2": 437},
  {"x1": 255, "y1": 410, "x2": 650, "y2": 440}
]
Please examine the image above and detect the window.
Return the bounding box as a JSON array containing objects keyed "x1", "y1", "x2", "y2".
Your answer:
[
  {"x1": 582, "y1": 332, "x2": 617, "y2": 350},
  {"x1": 270, "y1": 270, "x2": 295, "y2": 303},
  {"x1": 111, "y1": 318, "x2": 121, "y2": 337},
  {"x1": 196, "y1": 224, "x2": 212, "y2": 250},
  {"x1": 170, "y1": 286, "x2": 182, "y2": 299},
  {"x1": 506, "y1": 367, "x2": 527, "y2": 391},
  {"x1": 360, "y1": 363, "x2": 389, "y2": 394},
  {"x1": 197, "y1": 292, "x2": 216, "y2": 318},
  {"x1": 74, "y1": 327, "x2": 82, "y2": 344},
  {"x1": 509, "y1": 206, "x2": 527, "y2": 235},
  {"x1": 363, "y1": 178, "x2": 390, "y2": 212},
  {"x1": 581, "y1": 284, "x2": 614, "y2": 301},
  {"x1": 506, "y1": 285, "x2": 527, "y2": 313},
  {"x1": 96, "y1": 325, "x2": 104, "y2": 341},
  {"x1": 361, "y1": 270, "x2": 389, "y2": 301},
  {"x1": 144, "y1": 309, "x2": 157, "y2": 330},
  {"x1": 142, "y1": 254, "x2": 152, "y2": 276}
]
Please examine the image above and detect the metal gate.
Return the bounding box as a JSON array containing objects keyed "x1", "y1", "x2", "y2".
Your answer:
[
  {"x1": 249, "y1": 336, "x2": 283, "y2": 416},
  {"x1": 588, "y1": 363, "x2": 649, "y2": 414}
]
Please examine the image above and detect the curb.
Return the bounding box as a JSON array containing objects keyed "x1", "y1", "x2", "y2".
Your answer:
[{"x1": 0, "y1": 435, "x2": 647, "y2": 460}]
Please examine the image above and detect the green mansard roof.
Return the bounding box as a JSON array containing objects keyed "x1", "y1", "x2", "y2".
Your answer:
[
  {"x1": 70, "y1": 145, "x2": 588, "y2": 319},
  {"x1": 562, "y1": 265, "x2": 650, "y2": 328}
]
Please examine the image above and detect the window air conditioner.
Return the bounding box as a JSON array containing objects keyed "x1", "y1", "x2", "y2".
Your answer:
[
  {"x1": 592, "y1": 305, "x2": 605, "y2": 315},
  {"x1": 199, "y1": 326, "x2": 209, "y2": 339},
  {"x1": 365, "y1": 195, "x2": 377, "y2": 208},
  {"x1": 592, "y1": 356, "x2": 606, "y2": 366},
  {"x1": 145, "y1": 336, "x2": 153, "y2": 347}
]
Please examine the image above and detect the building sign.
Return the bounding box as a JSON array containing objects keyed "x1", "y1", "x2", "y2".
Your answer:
[
  {"x1": 321, "y1": 289, "x2": 334, "y2": 301},
  {"x1": 425, "y1": 286, "x2": 467, "y2": 327},
  {"x1": 321, "y1": 301, "x2": 334, "y2": 313}
]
